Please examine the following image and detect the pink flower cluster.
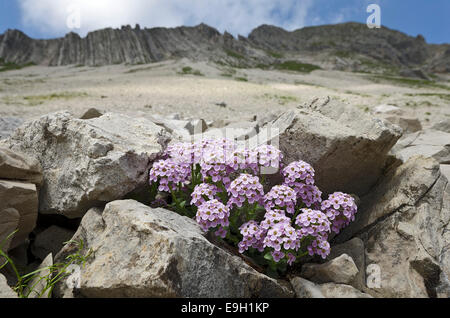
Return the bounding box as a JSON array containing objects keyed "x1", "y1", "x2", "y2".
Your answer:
[
  {"x1": 149, "y1": 138, "x2": 358, "y2": 268},
  {"x1": 295, "y1": 208, "x2": 331, "y2": 258},
  {"x1": 238, "y1": 221, "x2": 266, "y2": 253},
  {"x1": 255, "y1": 145, "x2": 283, "y2": 170},
  {"x1": 321, "y1": 192, "x2": 358, "y2": 234},
  {"x1": 283, "y1": 161, "x2": 322, "y2": 208},
  {"x1": 191, "y1": 183, "x2": 221, "y2": 207},
  {"x1": 283, "y1": 160, "x2": 315, "y2": 186},
  {"x1": 295, "y1": 208, "x2": 331, "y2": 238},
  {"x1": 149, "y1": 159, "x2": 191, "y2": 192},
  {"x1": 264, "y1": 185, "x2": 297, "y2": 214},
  {"x1": 195, "y1": 199, "x2": 230, "y2": 232},
  {"x1": 227, "y1": 174, "x2": 264, "y2": 208}
]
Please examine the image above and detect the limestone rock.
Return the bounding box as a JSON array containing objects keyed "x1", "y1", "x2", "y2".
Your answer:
[
  {"x1": 0, "y1": 111, "x2": 168, "y2": 218},
  {"x1": 0, "y1": 180, "x2": 38, "y2": 250},
  {"x1": 54, "y1": 200, "x2": 294, "y2": 298},
  {"x1": 384, "y1": 116, "x2": 422, "y2": 133},
  {"x1": 184, "y1": 119, "x2": 208, "y2": 135},
  {"x1": 337, "y1": 156, "x2": 450, "y2": 297},
  {"x1": 24, "y1": 253, "x2": 53, "y2": 298},
  {"x1": 31, "y1": 226, "x2": 75, "y2": 260},
  {"x1": 0, "y1": 274, "x2": 17, "y2": 298},
  {"x1": 80, "y1": 108, "x2": 103, "y2": 120},
  {"x1": 441, "y1": 164, "x2": 450, "y2": 181},
  {"x1": 264, "y1": 99, "x2": 401, "y2": 195},
  {"x1": 327, "y1": 238, "x2": 365, "y2": 290},
  {"x1": 301, "y1": 254, "x2": 359, "y2": 285},
  {"x1": 290, "y1": 277, "x2": 372, "y2": 298},
  {"x1": 391, "y1": 129, "x2": 450, "y2": 164},
  {"x1": 290, "y1": 277, "x2": 325, "y2": 298},
  {"x1": 0, "y1": 208, "x2": 20, "y2": 252},
  {"x1": 0, "y1": 147, "x2": 43, "y2": 185},
  {"x1": 320, "y1": 283, "x2": 373, "y2": 298},
  {"x1": 0, "y1": 117, "x2": 23, "y2": 140},
  {"x1": 431, "y1": 119, "x2": 450, "y2": 133},
  {"x1": 373, "y1": 104, "x2": 402, "y2": 115}
]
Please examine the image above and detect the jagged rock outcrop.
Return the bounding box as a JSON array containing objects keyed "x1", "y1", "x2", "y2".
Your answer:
[
  {"x1": 336, "y1": 156, "x2": 450, "y2": 298},
  {"x1": 54, "y1": 200, "x2": 294, "y2": 298},
  {"x1": 0, "y1": 111, "x2": 169, "y2": 218},
  {"x1": 261, "y1": 98, "x2": 402, "y2": 195},
  {"x1": 0, "y1": 22, "x2": 448, "y2": 74},
  {"x1": 0, "y1": 24, "x2": 270, "y2": 67}
]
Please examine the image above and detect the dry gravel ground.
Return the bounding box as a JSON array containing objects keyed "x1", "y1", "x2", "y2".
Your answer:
[{"x1": 0, "y1": 58, "x2": 449, "y2": 127}]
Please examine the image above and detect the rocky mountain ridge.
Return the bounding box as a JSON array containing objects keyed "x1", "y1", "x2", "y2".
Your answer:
[{"x1": 0, "y1": 22, "x2": 448, "y2": 76}]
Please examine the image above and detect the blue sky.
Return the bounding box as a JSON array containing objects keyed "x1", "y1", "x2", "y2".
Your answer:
[{"x1": 0, "y1": 0, "x2": 448, "y2": 44}]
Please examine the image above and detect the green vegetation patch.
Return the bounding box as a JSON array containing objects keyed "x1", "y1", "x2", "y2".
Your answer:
[
  {"x1": 266, "y1": 51, "x2": 284, "y2": 59},
  {"x1": 225, "y1": 49, "x2": 245, "y2": 60},
  {"x1": 22, "y1": 91, "x2": 89, "y2": 106},
  {"x1": 369, "y1": 75, "x2": 450, "y2": 90},
  {"x1": 179, "y1": 66, "x2": 204, "y2": 76},
  {"x1": 0, "y1": 59, "x2": 35, "y2": 72},
  {"x1": 275, "y1": 61, "x2": 321, "y2": 73},
  {"x1": 405, "y1": 93, "x2": 450, "y2": 102},
  {"x1": 260, "y1": 93, "x2": 298, "y2": 105},
  {"x1": 234, "y1": 77, "x2": 248, "y2": 82}
]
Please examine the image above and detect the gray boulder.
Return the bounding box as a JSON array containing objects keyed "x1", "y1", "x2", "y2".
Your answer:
[
  {"x1": 0, "y1": 274, "x2": 17, "y2": 298},
  {"x1": 265, "y1": 99, "x2": 401, "y2": 195},
  {"x1": 431, "y1": 119, "x2": 450, "y2": 133},
  {"x1": 391, "y1": 129, "x2": 450, "y2": 164},
  {"x1": 0, "y1": 208, "x2": 19, "y2": 252},
  {"x1": 301, "y1": 254, "x2": 359, "y2": 285},
  {"x1": 320, "y1": 283, "x2": 373, "y2": 298},
  {"x1": 31, "y1": 226, "x2": 75, "y2": 260},
  {"x1": 0, "y1": 180, "x2": 38, "y2": 250},
  {"x1": 24, "y1": 253, "x2": 53, "y2": 298},
  {"x1": 0, "y1": 117, "x2": 23, "y2": 140},
  {"x1": 384, "y1": 116, "x2": 422, "y2": 133},
  {"x1": 0, "y1": 147, "x2": 43, "y2": 185},
  {"x1": 79, "y1": 108, "x2": 103, "y2": 120},
  {"x1": 337, "y1": 156, "x2": 450, "y2": 297},
  {"x1": 290, "y1": 277, "x2": 372, "y2": 298},
  {"x1": 0, "y1": 111, "x2": 168, "y2": 218},
  {"x1": 54, "y1": 200, "x2": 294, "y2": 298},
  {"x1": 289, "y1": 277, "x2": 325, "y2": 298},
  {"x1": 326, "y1": 238, "x2": 366, "y2": 290}
]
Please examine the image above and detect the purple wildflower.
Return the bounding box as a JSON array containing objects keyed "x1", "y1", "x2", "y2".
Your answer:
[
  {"x1": 149, "y1": 158, "x2": 191, "y2": 192},
  {"x1": 238, "y1": 221, "x2": 266, "y2": 253},
  {"x1": 321, "y1": 192, "x2": 357, "y2": 234},
  {"x1": 195, "y1": 199, "x2": 230, "y2": 232},
  {"x1": 264, "y1": 185, "x2": 297, "y2": 214},
  {"x1": 295, "y1": 208, "x2": 331, "y2": 238},
  {"x1": 227, "y1": 174, "x2": 264, "y2": 208},
  {"x1": 307, "y1": 235, "x2": 331, "y2": 259},
  {"x1": 191, "y1": 183, "x2": 221, "y2": 207}
]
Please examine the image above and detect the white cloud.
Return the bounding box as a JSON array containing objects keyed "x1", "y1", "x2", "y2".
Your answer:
[{"x1": 18, "y1": 0, "x2": 315, "y2": 37}]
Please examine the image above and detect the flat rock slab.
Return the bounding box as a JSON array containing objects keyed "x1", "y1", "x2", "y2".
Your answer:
[
  {"x1": 391, "y1": 129, "x2": 450, "y2": 164},
  {"x1": 55, "y1": 200, "x2": 294, "y2": 298},
  {"x1": 0, "y1": 111, "x2": 168, "y2": 218},
  {"x1": 0, "y1": 180, "x2": 38, "y2": 250},
  {"x1": 265, "y1": 99, "x2": 401, "y2": 195}
]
